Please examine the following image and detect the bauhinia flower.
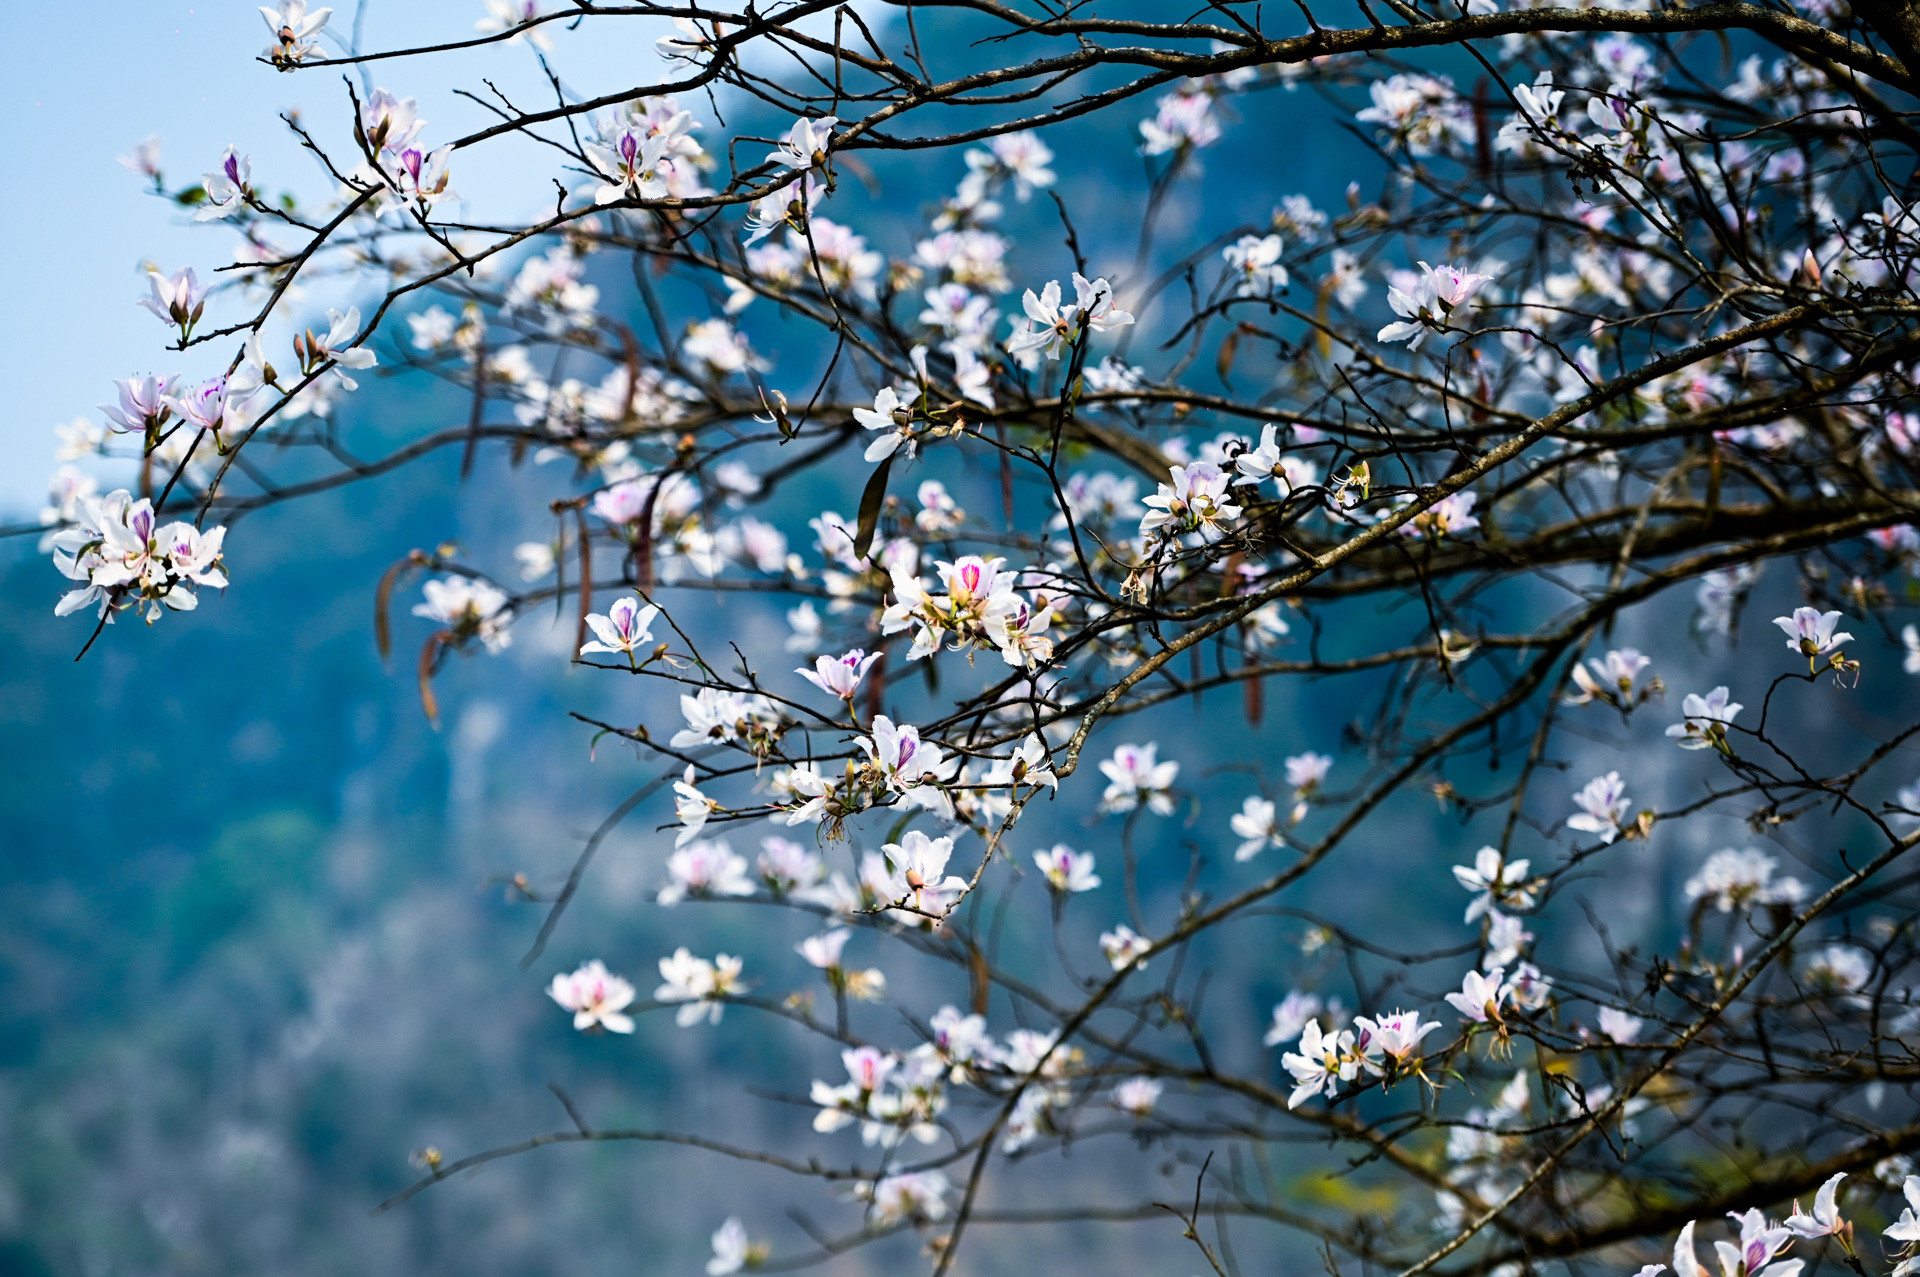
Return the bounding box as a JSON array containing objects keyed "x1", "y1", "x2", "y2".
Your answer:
[
  {"x1": 546, "y1": 959, "x2": 637, "y2": 1033},
  {"x1": 580, "y1": 595, "x2": 660, "y2": 661},
  {"x1": 1666, "y1": 686, "x2": 1742, "y2": 753},
  {"x1": 1773, "y1": 606, "x2": 1855, "y2": 674},
  {"x1": 1281, "y1": 1018, "x2": 1360, "y2": 1108},
  {"x1": 476, "y1": 0, "x2": 554, "y2": 50},
  {"x1": 1377, "y1": 261, "x2": 1491, "y2": 349},
  {"x1": 1353, "y1": 1008, "x2": 1441, "y2": 1065},
  {"x1": 413, "y1": 576, "x2": 513, "y2": 651},
  {"x1": 1566, "y1": 771, "x2": 1631, "y2": 844},
  {"x1": 1138, "y1": 462, "x2": 1241, "y2": 547},
  {"x1": 1566, "y1": 647, "x2": 1656, "y2": 709},
  {"x1": 1033, "y1": 844, "x2": 1099, "y2": 894},
  {"x1": 859, "y1": 715, "x2": 955, "y2": 816},
  {"x1": 1596, "y1": 1007, "x2": 1643, "y2": 1044},
  {"x1": 1099, "y1": 924, "x2": 1152, "y2": 970},
  {"x1": 196, "y1": 147, "x2": 252, "y2": 221},
  {"x1": 882, "y1": 829, "x2": 968, "y2": 916},
  {"x1": 768, "y1": 115, "x2": 838, "y2": 175},
  {"x1": 1004, "y1": 274, "x2": 1134, "y2": 361},
  {"x1": 295, "y1": 306, "x2": 379, "y2": 389},
  {"x1": 99, "y1": 374, "x2": 178, "y2": 447},
  {"x1": 586, "y1": 124, "x2": 675, "y2": 205},
  {"x1": 1452, "y1": 846, "x2": 1535, "y2": 922},
  {"x1": 1111, "y1": 1077, "x2": 1163, "y2": 1118},
  {"x1": 260, "y1": 0, "x2": 331, "y2": 67},
  {"x1": 673, "y1": 765, "x2": 719, "y2": 847},
  {"x1": 705, "y1": 1216, "x2": 768, "y2": 1277},
  {"x1": 1231, "y1": 795, "x2": 1285, "y2": 860},
  {"x1": 1784, "y1": 1172, "x2": 1849, "y2": 1240},
  {"x1": 1223, "y1": 233, "x2": 1287, "y2": 297},
  {"x1": 1098, "y1": 742, "x2": 1179, "y2": 814},
  {"x1": 138, "y1": 267, "x2": 209, "y2": 340},
  {"x1": 798, "y1": 647, "x2": 881, "y2": 701},
  {"x1": 658, "y1": 838, "x2": 755, "y2": 905},
  {"x1": 853, "y1": 386, "x2": 919, "y2": 463},
  {"x1": 654, "y1": 947, "x2": 743, "y2": 1026},
  {"x1": 1445, "y1": 967, "x2": 1509, "y2": 1023}
]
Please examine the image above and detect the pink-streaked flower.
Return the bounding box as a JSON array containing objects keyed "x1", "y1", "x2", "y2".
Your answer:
[
  {"x1": 1378, "y1": 261, "x2": 1490, "y2": 349},
  {"x1": 1098, "y1": 742, "x2": 1179, "y2": 815},
  {"x1": 1100, "y1": 924, "x2": 1152, "y2": 971},
  {"x1": 657, "y1": 838, "x2": 755, "y2": 905},
  {"x1": 547, "y1": 959, "x2": 637, "y2": 1033},
  {"x1": 1033, "y1": 844, "x2": 1099, "y2": 894},
  {"x1": 139, "y1": 268, "x2": 209, "y2": 338},
  {"x1": 1139, "y1": 462, "x2": 1240, "y2": 546},
  {"x1": 1353, "y1": 1008, "x2": 1441, "y2": 1062},
  {"x1": 798, "y1": 648, "x2": 880, "y2": 700},
  {"x1": 860, "y1": 716, "x2": 955, "y2": 816},
  {"x1": 1004, "y1": 274, "x2": 1134, "y2": 361},
  {"x1": 1772, "y1": 606, "x2": 1854, "y2": 672},
  {"x1": 1566, "y1": 772, "x2": 1630, "y2": 844},
  {"x1": 580, "y1": 595, "x2": 660, "y2": 659},
  {"x1": 196, "y1": 146, "x2": 252, "y2": 221}
]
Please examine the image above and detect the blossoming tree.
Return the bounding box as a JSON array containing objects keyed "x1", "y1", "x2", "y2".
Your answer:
[{"x1": 21, "y1": 0, "x2": 1920, "y2": 1272}]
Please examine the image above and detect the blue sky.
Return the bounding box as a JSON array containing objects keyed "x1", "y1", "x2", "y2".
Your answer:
[{"x1": 0, "y1": 1, "x2": 689, "y2": 515}]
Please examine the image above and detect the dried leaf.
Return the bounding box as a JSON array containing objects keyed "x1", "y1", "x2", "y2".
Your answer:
[
  {"x1": 418, "y1": 632, "x2": 444, "y2": 727},
  {"x1": 854, "y1": 453, "x2": 893, "y2": 561}
]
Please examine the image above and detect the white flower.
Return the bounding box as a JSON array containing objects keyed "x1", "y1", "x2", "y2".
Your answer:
[
  {"x1": 1139, "y1": 462, "x2": 1241, "y2": 547},
  {"x1": 1445, "y1": 968, "x2": 1509, "y2": 1023},
  {"x1": 1033, "y1": 844, "x2": 1099, "y2": 894},
  {"x1": 1596, "y1": 1007, "x2": 1642, "y2": 1044},
  {"x1": 195, "y1": 147, "x2": 251, "y2": 221},
  {"x1": 1098, "y1": 742, "x2": 1179, "y2": 815},
  {"x1": 476, "y1": 0, "x2": 554, "y2": 50},
  {"x1": 653, "y1": 948, "x2": 743, "y2": 1026},
  {"x1": 1004, "y1": 274, "x2": 1133, "y2": 361},
  {"x1": 1885, "y1": 1174, "x2": 1920, "y2": 1244},
  {"x1": 1231, "y1": 796, "x2": 1285, "y2": 860},
  {"x1": 260, "y1": 0, "x2": 332, "y2": 66},
  {"x1": 1223, "y1": 234, "x2": 1287, "y2": 297},
  {"x1": 1354, "y1": 1008, "x2": 1441, "y2": 1061},
  {"x1": 1567, "y1": 647, "x2": 1654, "y2": 708},
  {"x1": 546, "y1": 959, "x2": 636, "y2": 1033},
  {"x1": 768, "y1": 115, "x2": 838, "y2": 174},
  {"x1": 672, "y1": 765, "x2": 719, "y2": 847},
  {"x1": 1263, "y1": 991, "x2": 1325, "y2": 1046},
  {"x1": 1112, "y1": 1077, "x2": 1163, "y2": 1118},
  {"x1": 882, "y1": 829, "x2": 968, "y2": 916},
  {"x1": 1785, "y1": 1172, "x2": 1848, "y2": 1239},
  {"x1": 683, "y1": 318, "x2": 768, "y2": 376},
  {"x1": 860, "y1": 715, "x2": 955, "y2": 817},
  {"x1": 797, "y1": 647, "x2": 880, "y2": 700},
  {"x1": 658, "y1": 838, "x2": 755, "y2": 905},
  {"x1": 853, "y1": 386, "x2": 918, "y2": 463},
  {"x1": 579, "y1": 595, "x2": 659, "y2": 658},
  {"x1": 1100, "y1": 924, "x2": 1152, "y2": 970},
  {"x1": 705, "y1": 1217, "x2": 762, "y2": 1276},
  {"x1": 1452, "y1": 847, "x2": 1534, "y2": 922},
  {"x1": 1666, "y1": 686, "x2": 1742, "y2": 752},
  {"x1": 1773, "y1": 606, "x2": 1854, "y2": 670},
  {"x1": 1684, "y1": 848, "x2": 1806, "y2": 913},
  {"x1": 1377, "y1": 261, "x2": 1491, "y2": 349},
  {"x1": 1904, "y1": 624, "x2": 1920, "y2": 674},
  {"x1": 797, "y1": 928, "x2": 851, "y2": 970},
  {"x1": 1566, "y1": 772, "x2": 1630, "y2": 843},
  {"x1": 1282, "y1": 1019, "x2": 1357, "y2": 1108},
  {"x1": 413, "y1": 576, "x2": 513, "y2": 651}
]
